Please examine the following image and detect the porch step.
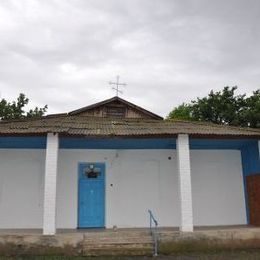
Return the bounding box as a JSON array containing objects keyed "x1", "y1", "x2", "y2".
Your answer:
[
  {"x1": 158, "y1": 229, "x2": 180, "y2": 241},
  {"x1": 82, "y1": 229, "x2": 153, "y2": 256}
]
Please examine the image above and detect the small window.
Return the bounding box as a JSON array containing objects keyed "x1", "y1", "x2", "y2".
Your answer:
[
  {"x1": 85, "y1": 167, "x2": 101, "y2": 179},
  {"x1": 106, "y1": 106, "x2": 126, "y2": 118},
  {"x1": 87, "y1": 171, "x2": 98, "y2": 178}
]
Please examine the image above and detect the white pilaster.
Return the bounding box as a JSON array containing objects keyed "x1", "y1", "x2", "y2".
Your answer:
[
  {"x1": 43, "y1": 133, "x2": 59, "y2": 235},
  {"x1": 177, "y1": 134, "x2": 193, "y2": 232},
  {"x1": 258, "y1": 140, "x2": 260, "y2": 159}
]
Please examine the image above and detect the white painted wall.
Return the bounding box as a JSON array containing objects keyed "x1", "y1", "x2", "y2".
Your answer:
[
  {"x1": 57, "y1": 149, "x2": 247, "y2": 228},
  {"x1": 0, "y1": 148, "x2": 247, "y2": 229},
  {"x1": 56, "y1": 150, "x2": 179, "y2": 228},
  {"x1": 0, "y1": 150, "x2": 45, "y2": 228},
  {"x1": 191, "y1": 150, "x2": 247, "y2": 226}
]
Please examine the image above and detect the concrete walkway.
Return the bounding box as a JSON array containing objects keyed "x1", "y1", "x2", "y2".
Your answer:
[
  {"x1": 1, "y1": 226, "x2": 260, "y2": 256},
  {"x1": 1, "y1": 226, "x2": 260, "y2": 241}
]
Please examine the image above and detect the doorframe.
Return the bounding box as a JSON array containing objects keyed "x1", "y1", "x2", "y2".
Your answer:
[{"x1": 77, "y1": 162, "x2": 106, "y2": 228}]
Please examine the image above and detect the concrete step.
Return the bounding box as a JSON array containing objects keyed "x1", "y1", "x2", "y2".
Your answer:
[
  {"x1": 84, "y1": 234, "x2": 152, "y2": 239},
  {"x1": 84, "y1": 243, "x2": 153, "y2": 249},
  {"x1": 84, "y1": 231, "x2": 151, "y2": 236},
  {"x1": 84, "y1": 239, "x2": 153, "y2": 245},
  {"x1": 158, "y1": 230, "x2": 180, "y2": 241},
  {"x1": 84, "y1": 238, "x2": 153, "y2": 244},
  {"x1": 84, "y1": 232, "x2": 152, "y2": 241},
  {"x1": 83, "y1": 243, "x2": 153, "y2": 256}
]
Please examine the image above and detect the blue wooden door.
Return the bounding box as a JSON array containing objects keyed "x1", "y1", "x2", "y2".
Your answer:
[{"x1": 78, "y1": 163, "x2": 105, "y2": 228}]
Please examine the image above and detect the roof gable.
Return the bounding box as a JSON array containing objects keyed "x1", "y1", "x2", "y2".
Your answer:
[{"x1": 68, "y1": 96, "x2": 163, "y2": 120}]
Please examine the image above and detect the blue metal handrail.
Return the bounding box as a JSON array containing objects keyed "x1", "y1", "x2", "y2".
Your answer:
[{"x1": 148, "y1": 209, "x2": 158, "y2": 256}]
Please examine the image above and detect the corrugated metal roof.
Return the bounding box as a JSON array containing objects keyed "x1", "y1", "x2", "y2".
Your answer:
[{"x1": 0, "y1": 115, "x2": 259, "y2": 137}]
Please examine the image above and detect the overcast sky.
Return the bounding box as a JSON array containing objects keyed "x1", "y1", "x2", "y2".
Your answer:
[{"x1": 0, "y1": 0, "x2": 259, "y2": 117}]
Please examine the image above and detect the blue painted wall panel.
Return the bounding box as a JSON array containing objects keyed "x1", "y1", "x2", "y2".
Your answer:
[
  {"x1": 0, "y1": 137, "x2": 46, "y2": 149},
  {"x1": 241, "y1": 142, "x2": 260, "y2": 176},
  {"x1": 240, "y1": 141, "x2": 260, "y2": 224},
  {"x1": 0, "y1": 136, "x2": 256, "y2": 151},
  {"x1": 59, "y1": 137, "x2": 176, "y2": 149},
  {"x1": 190, "y1": 139, "x2": 256, "y2": 150}
]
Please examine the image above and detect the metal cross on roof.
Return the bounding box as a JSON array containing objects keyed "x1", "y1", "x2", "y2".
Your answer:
[{"x1": 109, "y1": 75, "x2": 127, "y2": 96}]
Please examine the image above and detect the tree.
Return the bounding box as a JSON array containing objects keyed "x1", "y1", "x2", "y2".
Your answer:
[
  {"x1": 239, "y1": 89, "x2": 260, "y2": 128},
  {"x1": 167, "y1": 86, "x2": 260, "y2": 128},
  {"x1": 167, "y1": 103, "x2": 193, "y2": 120},
  {"x1": 0, "y1": 93, "x2": 48, "y2": 120}
]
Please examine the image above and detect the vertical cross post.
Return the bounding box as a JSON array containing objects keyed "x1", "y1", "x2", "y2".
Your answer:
[{"x1": 109, "y1": 75, "x2": 127, "y2": 96}]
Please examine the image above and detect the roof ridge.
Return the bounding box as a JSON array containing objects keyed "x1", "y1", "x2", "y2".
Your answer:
[
  {"x1": 0, "y1": 117, "x2": 44, "y2": 124},
  {"x1": 0, "y1": 113, "x2": 70, "y2": 124}
]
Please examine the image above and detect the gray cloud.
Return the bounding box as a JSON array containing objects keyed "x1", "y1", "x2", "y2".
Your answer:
[{"x1": 0, "y1": 0, "x2": 259, "y2": 117}]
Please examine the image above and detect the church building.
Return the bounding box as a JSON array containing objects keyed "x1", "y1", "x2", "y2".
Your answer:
[{"x1": 0, "y1": 96, "x2": 260, "y2": 235}]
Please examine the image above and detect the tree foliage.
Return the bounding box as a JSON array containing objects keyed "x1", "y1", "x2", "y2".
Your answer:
[
  {"x1": 168, "y1": 103, "x2": 193, "y2": 120},
  {"x1": 168, "y1": 86, "x2": 260, "y2": 128},
  {"x1": 0, "y1": 93, "x2": 48, "y2": 120}
]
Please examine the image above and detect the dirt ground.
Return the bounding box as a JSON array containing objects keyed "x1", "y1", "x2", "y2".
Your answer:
[{"x1": 2, "y1": 250, "x2": 260, "y2": 260}]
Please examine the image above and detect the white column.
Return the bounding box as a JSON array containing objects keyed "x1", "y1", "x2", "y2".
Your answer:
[
  {"x1": 177, "y1": 134, "x2": 193, "y2": 232},
  {"x1": 258, "y1": 140, "x2": 260, "y2": 159},
  {"x1": 43, "y1": 133, "x2": 59, "y2": 235}
]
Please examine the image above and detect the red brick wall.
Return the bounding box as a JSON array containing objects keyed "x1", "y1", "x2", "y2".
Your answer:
[{"x1": 247, "y1": 174, "x2": 260, "y2": 226}]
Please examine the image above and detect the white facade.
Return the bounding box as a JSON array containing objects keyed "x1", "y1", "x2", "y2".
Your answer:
[
  {"x1": 0, "y1": 150, "x2": 45, "y2": 228},
  {"x1": 57, "y1": 149, "x2": 178, "y2": 228},
  {"x1": 0, "y1": 147, "x2": 246, "y2": 229},
  {"x1": 191, "y1": 150, "x2": 246, "y2": 226}
]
